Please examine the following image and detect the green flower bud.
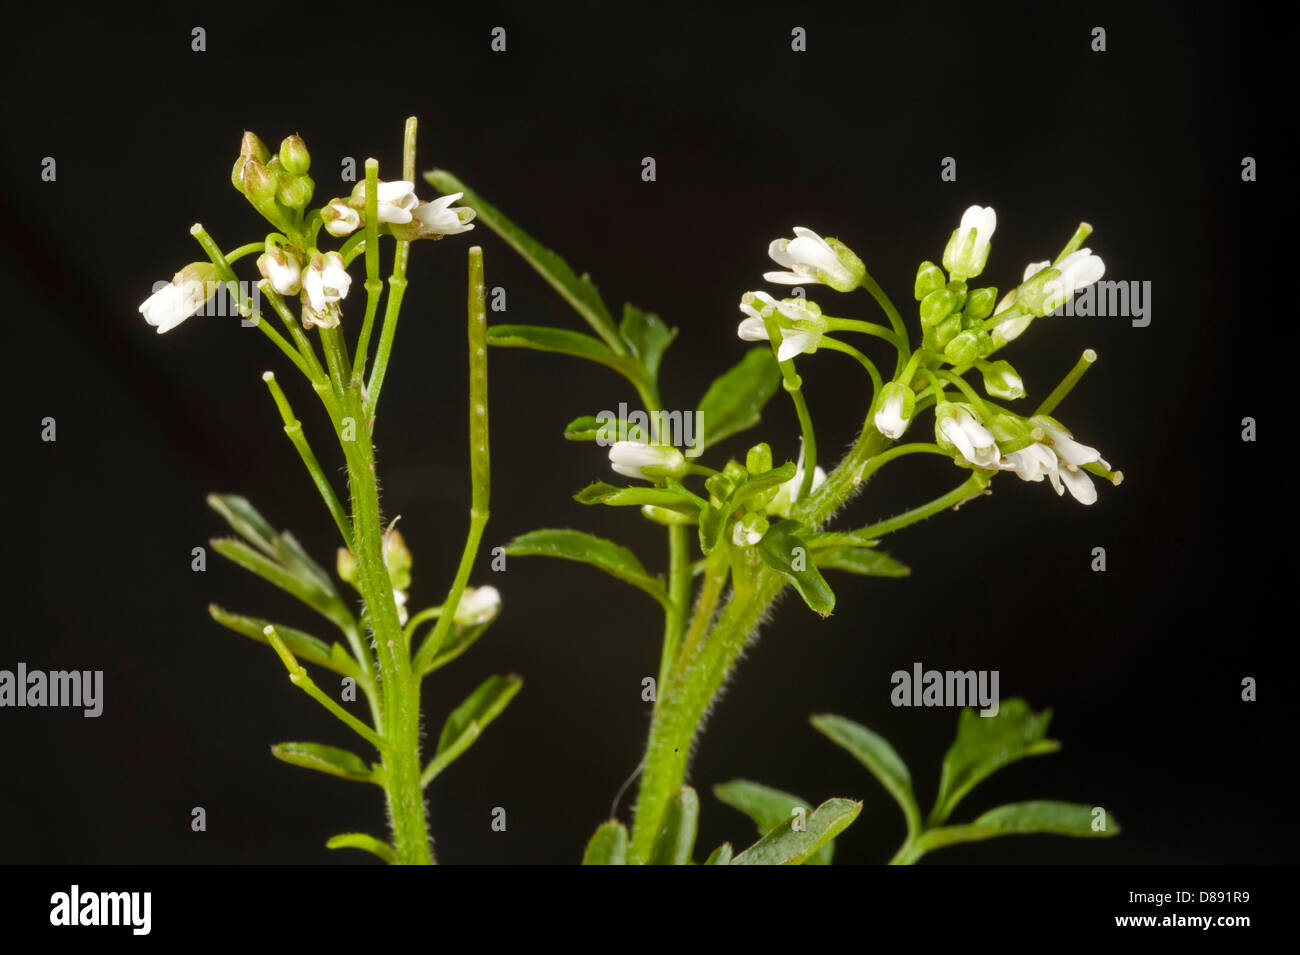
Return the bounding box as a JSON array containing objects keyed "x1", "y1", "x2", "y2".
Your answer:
[
  {"x1": 942, "y1": 205, "x2": 996, "y2": 279},
  {"x1": 277, "y1": 173, "x2": 315, "y2": 210},
  {"x1": 240, "y1": 131, "x2": 271, "y2": 164},
  {"x1": 723, "y1": 460, "x2": 748, "y2": 484},
  {"x1": 934, "y1": 313, "x2": 962, "y2": 348},
  {"x1": 704, "y1": 473, "x2": 734, "y2": 507},
  {"x1": 980, "y1": 359, "x2": 1025, "y2": 400},
  {"x1": 279, "y1": 134, "x2": 311, "y2": 176},
  {"x1": 336, "y1": 547, "x2": 357, "y2": 586},
  {"x1": 964, "y1": 286, "x2": 997, "y2": 321},
  {"x1": 946, "y1": 278, "x2": 968, "y2": 314},
  {"x1": 914, "y1": 261, "x2": 946, "y2": 301},
  {"x1": 383, "y1": 527, "x2": 412, "y2": 591},
  {"x1": 920, "y1": 287, "x2": 956, "y2": 326},
  {"x1": 944, "y1": 330, "x2": 980, "y2": 365},
  {"x1": 746, "y1": 442, "x2": 773, "y2": 476},
  {"x1": 241, "y1": 157, "x2": 278, "y2": 204}
]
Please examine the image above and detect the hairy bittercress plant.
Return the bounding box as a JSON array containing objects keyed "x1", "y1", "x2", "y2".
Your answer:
[
  {"x1": 428, "y1": 171, "x2": 1123, "y2": 864},
  {"x1": 141, "y1": 120, "x2": 513, "y2": 865}
]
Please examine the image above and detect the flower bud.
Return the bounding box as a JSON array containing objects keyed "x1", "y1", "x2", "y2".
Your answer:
[
  {"x1": 964, "y1": 286, "x2": 997, "y2": 322},
  {"x1": 942, "y1": 205, "x2": 996, "y2": 279},
  {"x1": 935, "y1": 402, "x2": 1000, "y2": 469},
  {"x1": 746, "y1": 442, "x2": 773, "y2": 475},
  {"x1": 608, "y1": 442, "x2": 687, "y2": 481},
  {"x1": 874, "y1": 381, "x2": 916, "y2": 439},
  {"x1": 920, "y1": 287, "x2": 956, "y2": 326},
  {"x1": 240, "y1": 131, "x2": 271, "y2": 164},
  {"x1": 943, "y1": 330, "x2": 980, "y2": 366},
  {"x1": 980, "y1": 360, "x2": 1024, "y2": 400},
  {"x1": 322, "y1": 199, "x2": 361, "y2": 237},
  {"x1": 337, "y1": 547, "x2": 357, "y2": 586},
  {"x1": 914, "y1": 261, "x2": 946, "y2": 301},
  {"x1": 383, "y1": 526, "x2": 412, "y2": 591},
  {"x1": 279, "y1": 134, "x2": 311, "y2": 176},
  {"x1": 454, "y1": 586, "x2": 501, "y2": 626},
  {"x1": 256, "y1": 246, "x2": 302, "y2": 296},
  {"x1": 241, "y1": 157, "x2": 278, "y2": 204},
  {"x1": 277, "y1": 173, "x2": 314, "y2": 210},
  {"x1": 946, "y1": 278, "x2": 968, "y2": 314},
  {"x1": 731, "y1": 511, "x2": 770, "y2": 547},
  {"x1": 933, "y1": 313, "x2": 962, "y2": 348},
  {"x1": 704, "y1": 472, "x2": 734, "y2": 505}
]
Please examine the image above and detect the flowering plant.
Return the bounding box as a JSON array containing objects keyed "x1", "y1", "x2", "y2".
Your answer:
[{"x1": 142, "y1": 118, "x2": 1122, "y2": 864}]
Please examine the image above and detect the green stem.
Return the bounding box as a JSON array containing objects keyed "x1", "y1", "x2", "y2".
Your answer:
[
  {"x1": 412, "y1": 246, "x2": 492, "y2": 675},
  {"x1": 1034, "y1": 349, "x2": 1097, "y2": 417},
  {"x1": 857, "y1": 269, "x2": 910, "y2": 375},
  {"x1": 351, "y1": 160, "x2": 383, "y2": 388},
  {"x1": 823, "y1": 316, "x2": 905, "y2": 349},
  {"x1": 853, "y1": 471, "x2": 991, "y2": 540},
  {"x1": 819, "y1": 336, "x2": 883, "y2": 398}
]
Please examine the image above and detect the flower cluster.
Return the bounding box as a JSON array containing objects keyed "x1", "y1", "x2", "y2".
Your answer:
[{"x1": 138, "y1": 131, "x2": 475, "y2": 336}]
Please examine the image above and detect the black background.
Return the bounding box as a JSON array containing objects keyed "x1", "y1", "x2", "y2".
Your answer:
[{"x1": 0, "y1": 1, "x2": 1287, "y2": 866}]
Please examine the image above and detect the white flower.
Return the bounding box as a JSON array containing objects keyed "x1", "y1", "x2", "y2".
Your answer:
[
  {"x1": 999, "y1": 442, "x2": 1062, "y2": 492},
  {"x1": 736, "y1": 291, "x2": 824, "y2": 361},
  {"x1": 764, "y1": 227, "x2": 864, "y2": 292},
  {"x1": 942, "y1": 205, "x2": 997, "y2": 278},
  {"x1": 1032, "y1": 417, "x2": 1109, "y2": 470},
  {"x1": 303, "y1": 251, "x2": 352, "y2": 313},
  {"x1": 412, "y1": 192, "x2": 476, "y2": 236},
  {"x1": 322, "y1": 200, "x2": 361, "y2": 237},
  {"x1": 139, "y1": 263, "x2": 220, "y2": 334},
  {"x1": 1022, "y1": 260, "x2": 1050, "y2": 282},
  {"x1": 874, "y1": 382, "x2": 915, "y2": 439},
  {"x1": 454, "y1": 586, "x2": 501, "y2": 626},
  {"x1": 767, "y1": 441, "x2": 826, "y2": 518},
  {"x1": 936, "y1": 404, "x2": 1000, "y2": 469},
  {"x1": 1019, "y1": 249, "x2": 1106, "y2": 316},
  {"x1": 609, "y1": 441, "x2": 687, "y2": 481},
  {"x1": 1042, "y1": 248, "x2": 1105, "y2": 304},
  {"x1": 990, "y1": 312, "x2": 1033, "y2": 347},
  {"x1": 256, "y1": 247, "x2": 302, "y2": 296},
  {"x1": 351, "y1": 179, "x2": 420, "y2": 224}
]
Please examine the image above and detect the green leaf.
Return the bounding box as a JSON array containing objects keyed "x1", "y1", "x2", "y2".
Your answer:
[
  {"x1": 325, "y1": 832, "x2": 396, "y2": 864},
  {"x1": 487, "y1": 324, "x2": 638, "y2": 379},
  {"x1": 697, "y1": 462, "x2": 797, "y2": 554},
  {"x1": 703, "y1": 843, "x2": 734, "y2": 865},
  {"x1": 814, "y1": 547, "x2": 911, "y2": 577},
  {"x1": 575, "y1": 482, "x2": 702, "y2": 515},
  {"x1": 208, "y1": 604, "x2": 360, "y2": 679},
  {"x1": 755, "y1": 520, "x2": 836, "y2": 616},
  {"x1": 811, "y1": 713, "x2": 922, "y2": 837},
  {"x1": 425, "y1": 170, "x2": 622, "y2": 351},
  {"x1": 695, "y1": 348, "x2": 781, "y2": 451},
  {"x1": 271, "y1": 742, "x2": 376, "y2": 783},
  {"x1": 425, "y1": 674, "x2": 523, "y2": 783},
  {"x1": 713, "y1": 779, "x2": 833, "y2": 864},
  {"x1": 209, "y1": 538, "x2": 356, "y2": 636},
  {"x1": 649, "y1": 786, "x2": 699, "y2": 865},
  {"x1": 730, "y1": 798, "x2": 861, "y2": 865},
  {"x1": 582, "y1": 820, "x2": 629, "y2": 865},
  {"x1": 620, "y1": 303, "x2": 675, "y2": 380},
  {"x1": 931, "y1": 699, "x2": 1061, "y2": 826},
  {"x1": 916, "y1": 801, "x2": 1119, "y2": 855},
  {"x1": 207, "y1": 494, "x2": 335, "y2": 594},
  {"x1": 505, "y1": 528, "x2": 668, "y2": 607}
]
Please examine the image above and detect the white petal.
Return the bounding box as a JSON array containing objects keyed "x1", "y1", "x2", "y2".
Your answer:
[
  {"x1": 1059, "y1": 467, "x2": 1097, "y2": 504},
  {"x1": 763, "y1": 270, "x2": 804, "y2": 284},
  {"x1": 777, "y1": 330, "x2": 817, "y2": 361},
  {"x1": 737, "y1": 317, "x2": 769, "y2": 341}
]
